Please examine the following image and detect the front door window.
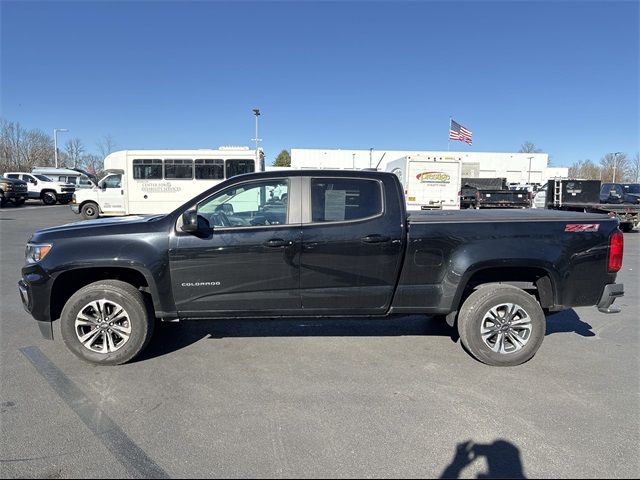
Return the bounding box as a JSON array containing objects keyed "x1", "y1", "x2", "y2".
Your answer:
[{"x1": 196, "y1": 180, "x2": 289, "y2": 228}]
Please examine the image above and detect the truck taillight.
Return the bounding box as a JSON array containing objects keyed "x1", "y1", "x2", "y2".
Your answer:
[{"x1": 608, "y1": 230, "x2": 624, "y2": 272}]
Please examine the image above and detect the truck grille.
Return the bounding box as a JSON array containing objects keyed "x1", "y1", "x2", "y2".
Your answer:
[{"x1": 62, "y1": 187, "x2": 75, "y2": 193}]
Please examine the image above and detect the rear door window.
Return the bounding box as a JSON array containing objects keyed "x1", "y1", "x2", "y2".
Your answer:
[{"x1": 310, "y1": 178, "x2": 382, "y2": 222}]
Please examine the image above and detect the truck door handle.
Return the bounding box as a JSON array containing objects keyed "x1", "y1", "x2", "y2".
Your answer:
[
  {"x1": 264, "y1": 238, "x2": 291, "y2": 248},
  {"x1": 361, "y1": 234, "x2": 390, "y2": 243}
]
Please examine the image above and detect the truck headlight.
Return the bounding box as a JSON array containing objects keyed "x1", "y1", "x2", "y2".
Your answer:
[{"x1": 25, "y1": 243, "x2": 52, "y2": 263}]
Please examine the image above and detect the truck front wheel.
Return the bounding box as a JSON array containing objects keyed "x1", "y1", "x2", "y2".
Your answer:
[
  {"x1": 457, "y1": 284, "x2": 546, "y2": 366},
  {"x1": 41, "y1": 191, "x2": 57, "y2": 205},
  {"x1": 60, "y1": 280, "x2": 154, "y2": 365},
  {"x1": 81, "y1": 202, "x2": 99, "y2": 220}
]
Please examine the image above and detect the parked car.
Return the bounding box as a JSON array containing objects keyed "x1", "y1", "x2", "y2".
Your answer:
[
  {"x1": 3, "y1": 172, "x2": 75, "y2": 205},
  {"x1": 599, "y1": 183, "x2": 640, "y2": 205},
  {"x1": 19, "y1": 170, "x2": 624, "y2": 367},
  {"x1": 0, "y1": 176, "x2": 28, "y2": 207}
]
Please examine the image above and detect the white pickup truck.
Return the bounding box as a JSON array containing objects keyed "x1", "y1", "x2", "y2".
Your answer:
[{"x1": 3, "y1": 172, "x2": 75, "y2": 205}]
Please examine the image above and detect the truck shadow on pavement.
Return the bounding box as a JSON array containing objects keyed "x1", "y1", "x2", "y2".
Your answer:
[
  {"x1": 440, "y1": 439, "x2": 525, "y2": 479},
  {"x1": 138, "y1": 309, "x2": 594, "y2": 362},
  {"x1": 545, "y1": 309, "x2": 595, "y2": 337}
]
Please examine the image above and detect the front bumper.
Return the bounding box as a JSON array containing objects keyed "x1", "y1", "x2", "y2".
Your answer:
[
  {"x1": 3, "y1": 191, "x2": 27, "y2": 200},
  {"x1": 18, "y1": 265, "x2": 54, "y2": 340},
  {"x1": 597, "y1": 283, "x2": 624, "y2": 314},
  {"x1": 56, "y1": 193, "x2": 73, "y2": 202}
]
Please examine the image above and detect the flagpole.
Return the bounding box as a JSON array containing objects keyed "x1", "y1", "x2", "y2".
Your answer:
[{"x1": 448, "y1": 117, "x2": 451, "y2": 151}]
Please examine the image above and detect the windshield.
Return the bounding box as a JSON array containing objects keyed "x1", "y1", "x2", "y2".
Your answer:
[
  {"x1": 623, "y1": 184, "x2": 640, "y2": 194},
  {"x1": 34, "y1": 174, "x2": 52, "y2": 181}
]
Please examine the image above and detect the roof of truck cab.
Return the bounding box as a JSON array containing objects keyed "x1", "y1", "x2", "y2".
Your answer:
[{"x1": 234, "y1": 169, "x2": 396, "y2": 179}]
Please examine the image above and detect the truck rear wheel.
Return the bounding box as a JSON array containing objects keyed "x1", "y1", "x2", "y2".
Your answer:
[
  {"x1": 41, "y1": 191, "x2": 57, "y2": 205},
  {"x1": 457, "y1": 284, "x2": 546, "y2": 366},
  {"x1": 60, "y1": 280, "x2": 154, "y2": 365},
  {"x1": 81, "y1": 202, "x2": 99, "y2": 220}
]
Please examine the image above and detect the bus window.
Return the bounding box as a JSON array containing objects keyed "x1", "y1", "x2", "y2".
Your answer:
[
  {"x1": 133, "y1": 159, "x2": 163, "y2": 179},
  {"x1": 164, "y1": 159, "x2": 193, "y2": 179},
  {"x1": 226, "y1": 159, "x2": 255, "y2": 178},
  {"x1": 195, "y1": 159, "x2": 224, "y2": 180}
]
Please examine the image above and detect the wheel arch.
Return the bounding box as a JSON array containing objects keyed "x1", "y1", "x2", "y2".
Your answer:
[
  {"x1": 451, "y1": 264, "x2": 559, "y2": 317},
  {"x1": 50, "y1": 266, "x2": 161, "y2": 324},
  {"x1": 79, "y1": 200, "x2": 102, "y2": 213}
]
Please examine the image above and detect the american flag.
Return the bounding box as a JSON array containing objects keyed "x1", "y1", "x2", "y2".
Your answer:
[{"x1": 449, "y1": 119, "x2": 473, "y2": 145}]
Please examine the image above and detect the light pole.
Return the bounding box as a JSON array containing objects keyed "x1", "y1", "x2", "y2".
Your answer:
[
  {"x1": 252, "y1": 109, "x2": 261, "y2": 157},
  {"x1": 612, "y1": 152, "x2": 622, "y2": 182},
  {"x1": 527, "y1": 156, "x2": 534, "y2": 185},
  {"x1": 53, "y1": 128, "x2": 68, "y2": 168}
]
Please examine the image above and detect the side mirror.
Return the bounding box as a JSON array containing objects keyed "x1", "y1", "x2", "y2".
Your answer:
[
  {"x1": 181, "y1": 210, "x2": 200, "y2": 233},
  {"x1": 32, "y1": 180, "x2": 37, "y2": 185}
]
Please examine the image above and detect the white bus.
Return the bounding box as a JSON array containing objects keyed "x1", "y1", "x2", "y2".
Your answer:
[{"x1": 72, "y1": 146, "x2": 264, "y2": 219}]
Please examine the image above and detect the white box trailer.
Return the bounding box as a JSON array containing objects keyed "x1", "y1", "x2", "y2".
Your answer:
[
  {"x1": 385, "y1": 155, "x2": 462, "y2": 210},
  {"x1": 72, "y1": 147, "x2": 264, "y2": 219}
]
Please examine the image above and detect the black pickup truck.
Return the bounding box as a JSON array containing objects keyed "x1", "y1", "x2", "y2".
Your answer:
[
  {"x1": 19, "y1": 170, "x2": 625, "y2": 366},
  {"x1": 0, "y1": 176, "x2": 28, "y2": 207}
]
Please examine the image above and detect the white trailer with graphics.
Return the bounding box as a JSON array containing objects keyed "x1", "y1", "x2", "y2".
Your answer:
[
  {"x1": 71, "y1": 147, "x2": 264, "y2": 219},
  {"x1": 385, "y1": 155, "x2": 462, "y2": 210}
]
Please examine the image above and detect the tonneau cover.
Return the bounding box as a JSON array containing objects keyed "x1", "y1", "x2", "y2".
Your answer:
[{"x1": 408, "y1": 209, "x2": 613, "y2": 224}]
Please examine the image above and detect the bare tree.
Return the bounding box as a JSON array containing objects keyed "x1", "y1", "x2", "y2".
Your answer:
[
  {"x1": 518, "y1": 142, "x2": 544, "y2": 154},
  {"x1": 600, "y1": 153, "x2": 630, "y2": 183},
  {"x1": 96, "y1": 134, "x2": 117, "y2": 159},
  {"x1": 629, "y1": 152, "x2": 640, "y2": 183},
  {"x1": 64, "y1": 138, "x2": 85, "y2": 168},
  {"x1": 0, "y1": 119, "x2": 26, "y2": 171},
  {"x1": 78, "y1": 153, "x2": 103, "y2": 176},
  {"x1": 568, "y1": 159, "x2": 601, "y2": 180},
  {"x1": 23, "y1": 129, "x2": 54, "y2": 169},
  {"x1": 0, "y1": 120, "x2": 55, "y2": 172}
]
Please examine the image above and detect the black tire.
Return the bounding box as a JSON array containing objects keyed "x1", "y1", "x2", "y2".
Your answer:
[
  {"x1": 620, "y1": 223, "x2": 634, "y2": 233},
  {"x1": 41, "y1": 190, "x2": 57, "y2": 205},
  {"x1": 0, "y1": 196, "x2": 6, "y2": 208},
  {"x1": 81, "y1": 202, "x2": 100, "y2": 220},
  {"x1": 60, "y1": 280, "x2": 154, "y2": 365},
  {"x1": 11, "y1": 198, "x2": 26, "y2": 206},
  {"x1": 457, "y1": 284, "x2": 546, "y2": 367}
]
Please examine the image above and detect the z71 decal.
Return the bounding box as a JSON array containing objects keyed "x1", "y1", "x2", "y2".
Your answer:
[{"x1": 565, "y1": 224, "x2": 600, "y2": 232}]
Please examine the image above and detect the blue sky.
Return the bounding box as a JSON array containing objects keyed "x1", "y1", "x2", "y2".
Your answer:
[{"x1": 1, "y1": 0, "x2": 638, "y2": 166}]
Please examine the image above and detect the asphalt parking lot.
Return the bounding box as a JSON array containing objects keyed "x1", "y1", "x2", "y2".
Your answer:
[{"x1": 1, "y1": 205, "x2": 638, "y2": 479}]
